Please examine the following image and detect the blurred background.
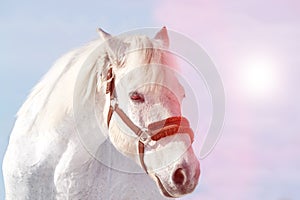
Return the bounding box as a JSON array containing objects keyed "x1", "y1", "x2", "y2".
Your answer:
[{"x1": 1, "y1": 0, "x2": 299, "y2": 199}]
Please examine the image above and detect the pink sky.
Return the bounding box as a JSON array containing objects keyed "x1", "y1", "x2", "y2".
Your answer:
[{"x1": 154, "y1": 1, "x2": 300, "y2": 199}]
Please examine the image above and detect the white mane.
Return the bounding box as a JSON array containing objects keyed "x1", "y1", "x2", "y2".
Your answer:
[{"x1": 16, "y1": 35, "x2": 170, "y2": 133}]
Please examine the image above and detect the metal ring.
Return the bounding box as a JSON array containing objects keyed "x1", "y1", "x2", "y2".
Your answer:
[{"x1": 139, "y1": 129, "x2": 151, "y2": 144}]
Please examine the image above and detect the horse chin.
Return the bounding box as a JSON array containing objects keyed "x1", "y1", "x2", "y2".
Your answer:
[{"x1": 155, "y1": 175, "x2": 175, "y2": 198}]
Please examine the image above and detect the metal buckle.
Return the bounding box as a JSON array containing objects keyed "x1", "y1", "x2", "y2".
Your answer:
[
  {"x1": 110, "y1": 98, "x2": 118, "y2": 110},
  {"x1": 139, "y1": 129, "x2": 151, "y2": 144}
]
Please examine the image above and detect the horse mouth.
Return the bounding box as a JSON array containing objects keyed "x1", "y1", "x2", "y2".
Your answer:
[{"x1": 155, "y1": 175, "x2": 174, "y2": 198}]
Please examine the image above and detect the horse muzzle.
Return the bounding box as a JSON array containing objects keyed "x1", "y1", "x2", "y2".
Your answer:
[{"x1": 155, "y1": 159, "x2": 200, "y2": 198}]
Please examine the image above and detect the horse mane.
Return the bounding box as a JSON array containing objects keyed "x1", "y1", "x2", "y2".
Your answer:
[
  {"x1": 17, "y1": 39, "x2": 106, "y2": 132},
  {"x1": 16, "y1": 34, "x2": 171, "y2": 133}
]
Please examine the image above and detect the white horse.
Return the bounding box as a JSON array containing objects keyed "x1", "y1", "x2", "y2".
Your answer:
[{"x1": 3, "y1": 27, "x2": 200, "y2": 199}]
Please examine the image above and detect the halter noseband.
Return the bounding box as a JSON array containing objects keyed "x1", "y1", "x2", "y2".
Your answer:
[{"x1": 105, "y1": 67, "x2": 194, "y2": 173}]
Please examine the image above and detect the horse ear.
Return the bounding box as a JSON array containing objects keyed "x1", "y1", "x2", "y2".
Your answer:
[
  {"x1": 97, "y1": 28, "x2": 128, "y2": 65},
  {"x1": 154, "y1": 26, "x2": 169, "y2": 48},
  {"x1": 97, "y1": 28, "x2": 111, "y2": 41},
  {"x1": 105, "y1": 37, "x2": 129, "y2": 66}
]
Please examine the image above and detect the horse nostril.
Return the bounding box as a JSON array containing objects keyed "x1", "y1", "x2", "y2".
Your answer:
[{"x1": 172, "y1": 168, "x2": 185, "y2": 185}]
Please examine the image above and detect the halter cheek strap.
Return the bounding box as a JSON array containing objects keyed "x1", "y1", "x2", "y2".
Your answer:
[{"x1": 105, "y1": 68, "x2": 194, "y2": 173}]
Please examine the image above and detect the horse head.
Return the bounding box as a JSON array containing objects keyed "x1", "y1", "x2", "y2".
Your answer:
[{"x1": 97, "y1": 27, "x2": 200, "y2": 198}]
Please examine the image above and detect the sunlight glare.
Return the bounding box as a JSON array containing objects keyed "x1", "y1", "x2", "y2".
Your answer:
[{"x1": 239, "y1": 57, "x2": 279, "y2": 99}]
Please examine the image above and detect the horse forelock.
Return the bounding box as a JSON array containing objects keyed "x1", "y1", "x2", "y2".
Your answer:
[{"x1": 116, "y1": 36, "x2": 184, "y2": 102}]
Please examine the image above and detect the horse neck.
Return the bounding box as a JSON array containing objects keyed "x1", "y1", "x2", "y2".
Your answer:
[
  {"x1": 13, "y1": 38, "x2": 142, "y2": 170},
  {"x1": 15, "y1": 40, "x2": 105, "y2": 136}
]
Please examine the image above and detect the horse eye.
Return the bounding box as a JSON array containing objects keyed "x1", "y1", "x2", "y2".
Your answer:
[{"x1": 130, "y1": 92, "x2": 145, "y2": 103}]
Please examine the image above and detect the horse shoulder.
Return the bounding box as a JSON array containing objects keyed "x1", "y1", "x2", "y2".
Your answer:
[{"x1": 3, "y1": 127, "x2": 69, "y2": 199}]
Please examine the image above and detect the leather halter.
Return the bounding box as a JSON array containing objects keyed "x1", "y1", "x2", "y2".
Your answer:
[{"x1": 105, "y1": 67, "x2": 194, "y2": 173}]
